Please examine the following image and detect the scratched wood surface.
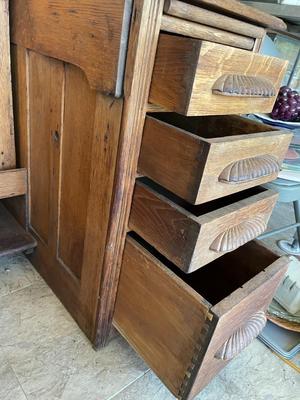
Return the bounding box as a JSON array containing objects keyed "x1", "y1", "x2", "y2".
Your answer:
[
  {"x1": 149, "y1": 34, "x2": 288, "y2": 116},
  {"x1": 115, "y1": 237, "x2": 288, "y2": 400},
  {"x1": 186, "y1": 0, "x2": 286, "y2": 30},
  {"x1": 138, "y1": 114, "x2": 291, "y2": 204},
  {"x1": 130, "y1": 181, "x2": 278, "y2": 272},
  {"x1": 164, "y1": 1, "x2": 265, "y2": 39},
  {"x1": 10, "y1": 44, "x2": 123, "y2": 341},
  {"x1": 0, "y1": 169, "x2": 27, "y2": 200},
  {"x1": 10, "y1": 0, "x2": 130, "y2": 94}
]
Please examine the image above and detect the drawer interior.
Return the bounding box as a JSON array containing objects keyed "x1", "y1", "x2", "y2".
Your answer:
[
  {"x1": 131, "y1": 232, "x2": 278, "y2": 307},
  {"x1": 139, "y1": 176, "x2": 269, "y2": 217},
  {"x1": 181, "y1": 242, "x2": 277, "y2": 306},
  {"x1": 116, "y1": 235, "x2": 287, "y2": 398},
  {"x1": 149, "y1": 113, "x2": 276, "y2": 139}
]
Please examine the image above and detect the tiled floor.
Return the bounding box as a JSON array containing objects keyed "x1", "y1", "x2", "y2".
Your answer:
[{"x1": 0, "y1": 203, "x2": 300, "y2": 400}]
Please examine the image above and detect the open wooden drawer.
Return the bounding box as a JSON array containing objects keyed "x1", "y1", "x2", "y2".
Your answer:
[
  {"x1": 130, "y1": 179, "x2": 278, "y2": 272},
  {"x1": 114, "y1": 236, "x2": 289, "y2": 400},
  {"x1": 149, "y1": 34, "x2": 288, "y2": 116},
  {"x1": 138, "y1": 113, "x2": 292, "y2": 204}
]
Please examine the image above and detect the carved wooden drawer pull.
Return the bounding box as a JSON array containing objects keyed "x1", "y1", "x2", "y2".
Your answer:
[
  {"x1": 215, "y1": 311, "x2": 267, "y2": 361},
  {"x1": 212, "y1": 74, "x2": 276, "y2": 97},
  {"x1": 219, "y1": 155, "x2": 280, "y2": 184},
  {"x1": 210, "y1": 216, "x2": 267, "y2": 253}
]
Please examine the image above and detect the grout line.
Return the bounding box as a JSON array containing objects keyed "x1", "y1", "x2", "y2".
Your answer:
[
  {"x1": 106, "y1": 369, "x2": 151, "y2": 400},
  {"x1": 0, "y1": 279, "x2": 44, "y2": 299},
  {"x1": 10, "y1": 363, "x2": 29, "y2": 400}
]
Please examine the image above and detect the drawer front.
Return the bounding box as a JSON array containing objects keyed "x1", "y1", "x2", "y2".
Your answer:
[
  {"x1": 114, "y1": 237, "x2": 212, "y2": 397},
  {"x1": 130, "y1": 181, "x2": 278, "y2": 272},
  {"x1": 139, "y1": 115, "x2": 291, "y2": 204},
  {"x1": 186, "y1": 244, "x2": 289, "y2": 400},
  {"x1": 149, "y1": 34, "x2": 288, "y2": 116},
  {"x1": 114, "y1": 237, "x2": 289, "y2": 400}
]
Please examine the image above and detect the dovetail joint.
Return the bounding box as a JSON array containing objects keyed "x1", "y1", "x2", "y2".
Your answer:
[{"x1": 177, "y1": 315, "x2": 211, "y2": 400}]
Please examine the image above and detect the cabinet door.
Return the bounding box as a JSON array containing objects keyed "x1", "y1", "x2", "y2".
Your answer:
[
  {"x1": 10, "y1": 0, "x2": 131, "y2": 96},
  {"x1": 11, "y1": 44, "x2": 123, "y2": 342}
]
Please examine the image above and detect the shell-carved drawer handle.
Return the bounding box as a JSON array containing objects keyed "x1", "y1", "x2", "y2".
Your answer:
[
  {"x1": 219, "y1": 155, "x2": 280, "y2": 184},
  {"x1": 215, "y1": 311, "x2": 267, "y2": 361},
  {"x1": 212, "y1": 74, "x2": 276, "y2": 97},
  {"x1": 210, "y1": 216, "x2": 267, "y2": 253}
]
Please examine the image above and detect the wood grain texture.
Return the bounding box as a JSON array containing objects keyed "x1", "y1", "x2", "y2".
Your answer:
[
  {"x1": 11, "y1": 45, "x2": 29, "y2": 172},
  {"x1": 215, "y1": 311, "x2": 267, "y2": 360},
  {"x1": 28, "y1": 51, "x2": 63, "y2": 246},
  {"x1": 161, "y1": 15, "x2": 255, "y2": 51},
  {"x1": 209, "y1": 216, "x2": 267, "y2": 253},
  {"x1": 0, "y1": 0, "x2": 16, "y2": 170},
  {"x1": 130, "y1": 181, "x2": 277, "y2": 272},
  {"x1": 0, "y1": 202, "x2": 36, "y2": 257},
  {"x1": 80, "y1": 94, "x2": 123, "y2": 339},
  {"x1": 149, "y1": 34, "x2": 288, "y2": 116},
  {"x1": 11, "y1": 44, "x2": 124, "y2": 342},
  {"x1": 164, "y1": 0, "x2": 265, "y2": 38},
  {"x1": 4, "y1": 46, "x2": 30, "y2": 229},
  {"x1": 219, "y1": 155, "x2": 280, "y2": 183},
  {"x1": 185, "y1": 243, "x2": 289, "y2": 399},
  {"x1": 114, "y1": 237, "x2": 289, "y2": 400},
  {"x1": 94, "y1": 0, "x2": 164, "y2": 347},
  {"x1": 10, "y1": 0, "x2": 130, "y2": 94},
  {"x1": 138, "y1": 114, "x2": 291, "y2": 204},
  {"x1": 212, "y1": 74, "x2": 276, "y2": 97},
  {"x1": 114, "y1": 236, "x2": 212, "y2": 397},
  {"x1": 187, "y1": 0, "x2": 287, "y2": 30},
  {"x1": 58, "y1": 64, "x2": 96, "y2": 280},
  {"x1": 0, "y1": 169, "x2": 27, "y2": 199}
]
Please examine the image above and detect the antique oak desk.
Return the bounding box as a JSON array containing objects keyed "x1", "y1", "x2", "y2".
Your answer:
[{"x1": 3, "y1": 0, "x2": 293, "y2": 398}]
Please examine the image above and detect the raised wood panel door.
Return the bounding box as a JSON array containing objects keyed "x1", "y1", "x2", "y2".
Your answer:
[
  {"x1": 11, "y1": 45, "x2": 123, "y2": 341},
  {"x1": 10, "y1": 0, "x2": 165, "y2": 346},
  {"x1": 10, "y1": 0, "x2": 131, "y2": 95}
]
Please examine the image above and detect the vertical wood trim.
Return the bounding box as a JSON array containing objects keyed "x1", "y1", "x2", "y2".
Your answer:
[
  {"x1": 94, "y1": 0, "x2": 165, "y2": 347},
  {"x1": 79, "y1": 94, "x2": 123, "y2": 337},
  {"x1": 54, "y1": 62, "x2": 66, "y2": 257},
  {"x1": 26, "y1": 49, "x2": 32, "y2": 228},
  {"x1": 253, "y1": 33, "x2": 266, "y2": 53},
  {"x1": 0, "y1": 0, "x2": 16, "y2": 170},
  {"x1": 115, "y1": 0, "x2": 134, "y2": 97},
  {"x1": 6, "y1": 45, "x2": 30, "y2": 227}
]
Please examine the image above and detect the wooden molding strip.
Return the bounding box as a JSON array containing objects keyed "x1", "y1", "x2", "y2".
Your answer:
[
  {"x1": 94, "y1": 0, "x2": 165, "y2": 347},
  {"x1": 188, "y1": 0, "x2": 287, "y2": 31},
  {"x1": 161, "y1": 15, "x2": 255, "y2": 51},
  {"x1": 164, "y1": 0, "x2": 265, "y2": 39},
  {"x1": 0, "y1": 168, "x2": 27, "y2": 200}
]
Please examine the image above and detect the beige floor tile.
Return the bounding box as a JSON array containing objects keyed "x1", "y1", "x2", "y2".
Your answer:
[
  {"x1": 111, "y1": 340, "x2": 300, "y2": 400},
  {"x1": 59, "y1": 335, "x2": 148, "y2": 400},
  {"x1": 0, "y1": 281, "x2": 81, "y2": 349},
  {"x1": 0, "y1": 359, "x2": 27, "y2": 400},
  {"x1": 0, "y1": 254, "x2": 41, "y2": 298},
  {"x1": 5, "y1": 334, "x2": 83, "y2": 400},
  {"x1": 0, "y1": 201, "x2": 298, "y2": 400},
  {"x1": 0, "y1": 269, "x2": 147, "y2": 400},
  {"x1": 7, "y1": 333, "x2": 147, "y2": 400}
]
